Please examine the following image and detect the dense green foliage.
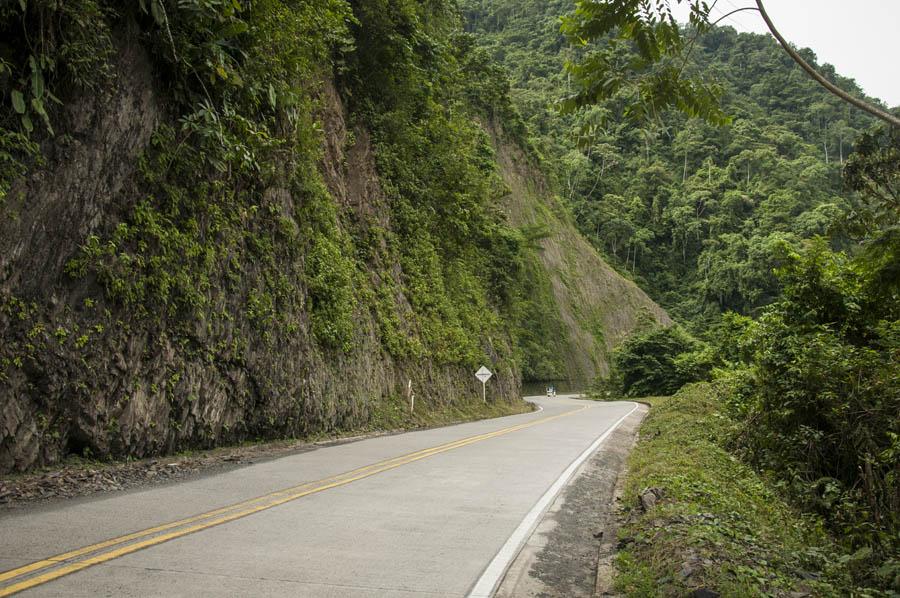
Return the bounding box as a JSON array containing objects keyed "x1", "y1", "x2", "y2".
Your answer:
[
  {"x1": 729, "y1": 245, "x2": 899, "y2": 582},
  {"x1": 719, "y1": 128, "x2": 900, "y2": 589},
  {"x1": 617, "y1": 384, "x2": 857, "y2": 596},
  {"x1": 0, "y1": 0, "x2": 113, "y2": 199},
  {"x1": 0, "y1": 0, "x2": 554, "y2": 380},
  {"x1": 602, "y1": 129, "x2": 900, "y2": 592},
  {"x1": 593, "y1": 322, "x2": 712, "y2": 398},
  {"x1": 463, "y1": 0, "x2": 881, "y2": 329},
  {"x1": 560, "y1": 0, "x2": 900, "y2": 130},
  {"x1": 338, "y1": 0, "x2": 519, "y2": 364},
  {"x1": 464, "y1": 0, "x2": 898, "y2": 589},
  {"x1": 560, "y1": 0, "x2": 727, "y2": 124},
  {"x1": 4, "y1": 0, "x2": 360, "y2": 352},
  {"x1": 3, "y1": 3, "x2": 895, "y2": 589},
  {"x1": 1, "y1": 0, "x2": 590, "y2": 471}
]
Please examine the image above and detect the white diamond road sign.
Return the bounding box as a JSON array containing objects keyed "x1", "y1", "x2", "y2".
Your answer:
[{"x1": 475, "y1": 366, "x2": 492, "y2": 403}]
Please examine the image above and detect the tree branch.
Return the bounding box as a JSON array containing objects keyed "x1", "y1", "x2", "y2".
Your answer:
[
  {"x1": 755, "y1": 0, "x2": 900, "y2": 128},
  {"x1": 711, "y1": 7, "x2": 758, "y2": 27}
]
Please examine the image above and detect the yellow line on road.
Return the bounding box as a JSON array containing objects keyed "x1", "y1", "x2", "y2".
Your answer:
[{"x1": 0, "y1": 404, "x2": 588, "y2": 596}]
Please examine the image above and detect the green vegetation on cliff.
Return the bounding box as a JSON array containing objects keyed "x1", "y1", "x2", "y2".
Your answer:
[
  {"x1": 0, "y1": 0, "x2": 666, "y2": 473},
  {"x1": 0, "y1": 0, "x2": 523, "y2": 471}
]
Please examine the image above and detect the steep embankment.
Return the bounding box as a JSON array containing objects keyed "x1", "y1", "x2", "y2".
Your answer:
[
  {"x1": 492, "y1": 131, "x2": 671, "y2": 382},
  {"x1": 0, "y1": 1, "x2": 666, "y2": 474},
  {"x1": 615, "y1": 384, "x2": 855, "y2": 595}
]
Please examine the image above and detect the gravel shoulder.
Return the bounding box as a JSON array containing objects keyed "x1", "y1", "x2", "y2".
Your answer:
[
  {"x1": 0, "y1": 435, "x2": 362, "y2": 511},
  {"x1": 495, "y1": 402, "x2": 648, "y2": 597}
]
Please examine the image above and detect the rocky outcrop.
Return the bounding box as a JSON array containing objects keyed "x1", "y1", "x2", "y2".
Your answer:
[
  {"x1": 0, "y1": 32, "x2": 520, "y2": 474},
  {"x1": 492, "y1": 129, "x2": 672, "y2": 382}
]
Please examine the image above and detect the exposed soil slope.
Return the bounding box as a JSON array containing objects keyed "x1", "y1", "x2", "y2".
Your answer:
[{"x1": 493, "y1": 132, "x2": 672, "y2": 382}]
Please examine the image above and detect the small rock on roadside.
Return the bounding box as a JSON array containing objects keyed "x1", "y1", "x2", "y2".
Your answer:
[{"x1": 639, "y1": 487, "x2": 665, "y2": 512}]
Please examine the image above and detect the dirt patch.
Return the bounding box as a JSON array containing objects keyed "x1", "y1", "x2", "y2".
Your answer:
[
  {"x1": 0, "y1": 436, "x2": 350, "y2": 511},
  {"x1": 495, "y1": 404, "x2": 647, "y2": 597}
]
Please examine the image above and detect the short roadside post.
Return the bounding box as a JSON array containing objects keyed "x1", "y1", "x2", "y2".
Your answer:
[{"x1": 475, "y1": 366, "x2": 493, "y2": 403}]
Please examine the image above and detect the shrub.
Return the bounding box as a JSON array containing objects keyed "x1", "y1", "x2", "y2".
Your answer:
[
  {"x1": 595, "y1": 324, "x2": 714, "y2": 398},
  {"x1": 726, "y1": 239, "x2": 899, "y2": 588}
]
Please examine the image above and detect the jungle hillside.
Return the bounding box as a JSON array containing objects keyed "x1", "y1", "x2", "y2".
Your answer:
[
  {"x1": 464, "y1": 0, "x2": 899, "y2": 594},
  {"x1": 0, "y1": 0, "x2": 897, "y2": 595}
]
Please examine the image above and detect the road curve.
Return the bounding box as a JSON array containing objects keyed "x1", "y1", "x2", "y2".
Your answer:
[{"x1": 0, "y1": 396, "x2": 636, "y2": 597}]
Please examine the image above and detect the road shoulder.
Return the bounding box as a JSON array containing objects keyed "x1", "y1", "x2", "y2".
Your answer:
[{"x1": 495, "y1": 403, "x2": 648, "y2": 598}]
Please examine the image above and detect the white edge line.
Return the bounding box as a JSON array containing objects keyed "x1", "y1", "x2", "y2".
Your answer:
[{"x1": 467, "y1": 401, "x2": 640, "y2": 598}]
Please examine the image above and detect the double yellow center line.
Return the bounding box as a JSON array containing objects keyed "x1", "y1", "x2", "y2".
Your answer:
[{"x1": 0, "y1": 404, "x2": 588, "y2": 596}]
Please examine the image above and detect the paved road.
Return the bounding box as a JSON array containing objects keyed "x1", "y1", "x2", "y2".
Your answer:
[{"x1": 0, "y1": 396, "x2": 636, "y2": 597}]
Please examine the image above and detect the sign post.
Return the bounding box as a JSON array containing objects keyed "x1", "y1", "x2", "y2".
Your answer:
[{"x1": 475, "y1": 366, "x2": 493, "y2": 403}]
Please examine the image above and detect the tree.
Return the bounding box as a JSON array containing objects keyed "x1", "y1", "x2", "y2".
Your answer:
[
  {"x1": 673, "y1": 119, "x2": 714, "y2": 182},
  {"x1": 561, "y1": 1, "x2": 727, "y2": 125},
  {"x1": 563, "y1": 0, "x2": 900, "y2": 128},
  {"x1": 597, "y1": 324, "x2": 713, "y2": 397}
]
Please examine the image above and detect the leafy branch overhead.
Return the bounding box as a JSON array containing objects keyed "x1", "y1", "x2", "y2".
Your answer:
[
  {"x1": 563, "y1": 0, "x2": 900, "y2": 128},
  {"x1": 561, "y1": 0, "x2": 728, "y2": 125}
]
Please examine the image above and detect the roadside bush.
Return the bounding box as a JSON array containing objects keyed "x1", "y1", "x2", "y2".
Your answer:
[
  {"x1": 594, "y1": 325, "x2": 714, "y2": 398},
  {"x1": 725, "y1": 239, "x2": 899, "y2": 589},
  {"x1": 615, "y1": 384, "x2": 854, "y2": 596},
  {"x1": 719, "y1": 127, "x2": 900, "y2": 590}
]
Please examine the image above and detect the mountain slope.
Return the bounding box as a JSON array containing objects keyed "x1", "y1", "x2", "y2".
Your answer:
[
  {"x1": 492, "y1": 128, "x2": 671, "y2": 381},
  {"x1": 463, "y1": 0, "x2": 888, "y2": 329},
  {"x1": 0, "y1": 0, "x2": 666, "y2": 473}
]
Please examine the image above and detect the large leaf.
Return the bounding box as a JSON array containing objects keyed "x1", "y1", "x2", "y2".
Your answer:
[
  {"x1": 30, "y1": 57, "x2": 45, "y2": 99},
  {"x1": 31, "y1": 96, "x2": 53, "y2": 135},
  {"x1": 11, "y1": 90, "x2": 26, "y2": 114}
]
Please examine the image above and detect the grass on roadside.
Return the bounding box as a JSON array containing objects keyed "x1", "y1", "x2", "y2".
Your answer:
[
  {"x1": 364, "y1": 393, "x2": 532, "y2": 433},
  {"x1": 615, "y1": 383, "x2": 854, "y2": 597}
]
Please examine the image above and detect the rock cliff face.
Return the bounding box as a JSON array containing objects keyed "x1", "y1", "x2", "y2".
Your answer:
[
  {"x1": 492, "y1": 133, "x2": 672, "y2": 382},
  {"x1": 0, "y1": 22, "x2": 666, "y2": 474},
  {"x1": 0, "y1": 35, "x2": 515, "y2": 474}
]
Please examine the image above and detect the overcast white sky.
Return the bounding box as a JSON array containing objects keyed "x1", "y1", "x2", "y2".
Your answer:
[{"x1": 672, "y1": 0, "x2": 900, "y2": 107}]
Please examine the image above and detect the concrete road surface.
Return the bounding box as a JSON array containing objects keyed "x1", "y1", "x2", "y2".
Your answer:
[{"x1": 0, "y1": 396, "x2": 637, "y2": 597}]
